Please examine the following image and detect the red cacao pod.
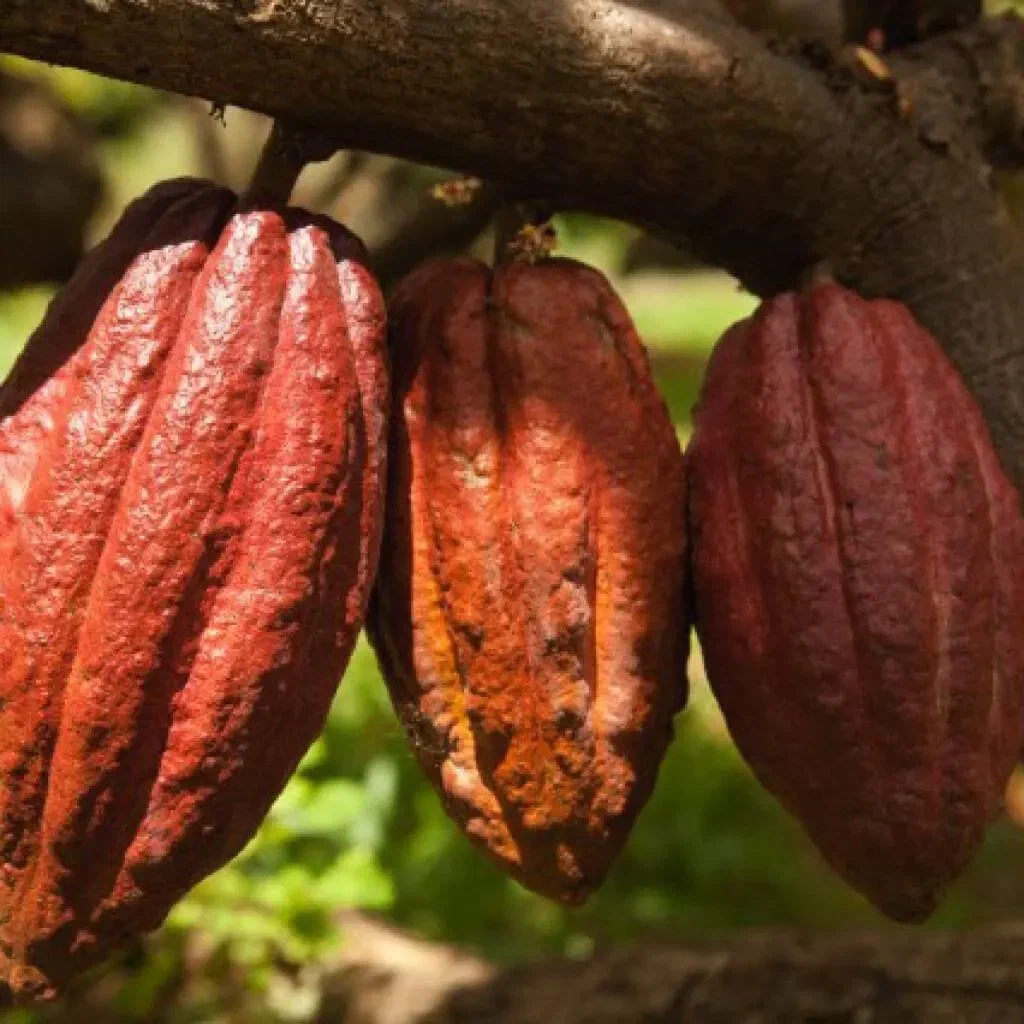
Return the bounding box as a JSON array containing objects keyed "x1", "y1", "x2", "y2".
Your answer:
[
  {"x1": 0, "y1": 178, "x2": 210, "y2": 537},
  {"x1": 367, "y1": 257, "x2": 689, "y2": 903},
  {"x1": 0, "y1": 178, "x2": 389, "y2": 1000},
  {"x1": 687, "y1": 282, "x2": 1024, "y2": 921}
]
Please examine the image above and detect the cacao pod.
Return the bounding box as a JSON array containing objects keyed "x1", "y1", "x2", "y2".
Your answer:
[
  {"x1": 687, "y1": 282, "x2": 1024, "y2": 921},
  {"x1": 0, "y1": 177, "x2": 389, "y2": 1000},
  {"x1": 367, "y1": 257, "x2": 689, "y2": 903}
]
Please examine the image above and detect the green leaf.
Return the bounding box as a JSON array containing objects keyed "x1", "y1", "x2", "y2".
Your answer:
[
  {"x1": 277, "y1": 779, "x2": 365, "y2": 837},
  {"x1": 0, "y1": 288, "x2": 54, "y2": 378},
  {"x1": 314, "y1": 848, "x2": 394, "y2": 911}
]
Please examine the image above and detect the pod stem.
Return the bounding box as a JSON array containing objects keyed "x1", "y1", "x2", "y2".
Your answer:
[
  {"x1": 492, "y1": 199, "x2": 557, "y2": 266},
  {"x1": 243, "y1": 120, "x2": 338, "y2": 206},
  {"x1": 800, "y1": 260, "x2": 837, "y2": 290}
]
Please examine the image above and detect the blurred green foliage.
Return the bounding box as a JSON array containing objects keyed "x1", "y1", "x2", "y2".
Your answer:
[{"x1": 5, "y1": 21, "x2": 1024, "y2": 1019}]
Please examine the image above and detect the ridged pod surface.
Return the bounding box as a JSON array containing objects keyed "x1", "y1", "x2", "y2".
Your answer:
[
  {"x1": 0, "y1": 178, "x2": 389, "y2": 1000},
  {"x1": 367, "y1": 257, "x2": 689, "y2": 903},
  {"x1": 687, "y1": 283, "x2": 1024, "y2": 921}
]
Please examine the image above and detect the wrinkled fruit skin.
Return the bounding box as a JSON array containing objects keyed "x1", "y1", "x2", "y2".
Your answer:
[
  {"x1": 687, "y1": 283, "x2": 1024, "y2": 922},
  {"x1": 0, "y1": 178, "x2": 389, "y2": 1001},
  {"x1": 367, "y1": 257, "x2": 689, "y2": 903}
]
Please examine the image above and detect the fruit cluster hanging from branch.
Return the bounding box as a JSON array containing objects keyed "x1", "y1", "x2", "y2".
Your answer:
[{"x1": 3, "y1": 0, "x2": 1024, "y2": 1006}]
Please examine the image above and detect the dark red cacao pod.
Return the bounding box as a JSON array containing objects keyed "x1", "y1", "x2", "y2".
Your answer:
[
  {"x1": 367, "y1": 257, "x2": 689, "y2": 904},
  {"x1": 0, "y1": 178, "x2": 389, "y2": 1000},
  {"x1": 687, "y1": 282, "x2": 1024, "y2": 921}
]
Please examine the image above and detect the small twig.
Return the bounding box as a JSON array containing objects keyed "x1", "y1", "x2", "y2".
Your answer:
[
  {"x1": 243, "y1": 120, "x2": 338, "y2": 206},
  {"x1": 492, "y1": 199, "x2": 557, "y2": 266},
  {"x1": 492, "y1": 204, "x2": 523, "y2": 266}
]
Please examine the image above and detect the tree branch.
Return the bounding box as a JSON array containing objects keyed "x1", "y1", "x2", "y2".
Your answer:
[
  {"x1": 40, "y1": 910, "x2": 1024, "y2": 1022},
  {"x1": 844, "y1": 0, "x2": 982, "y2": 47},
  {"x1": 4, "y1": 1, "x2": 1024, "y2": 492},
  {"x1": 419, "y1": 925, "x2": 1024, "y2": 1023},
  {"x1": 280, "y1": 913, "x2": 1024, "y2": 1023}
]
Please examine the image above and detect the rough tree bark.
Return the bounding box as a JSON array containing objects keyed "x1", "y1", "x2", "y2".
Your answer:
[
  {"x1": 844, "y1": 0, "x2": 983, "y2": 46},
  {"x1": 5, "y1": 0, "x2": 1024, "y2": 1016},
  {"x1": 322, "y1": 913, "x2": 1024, "y2": 1023},
  {"x1": 40, "y1": 913, "x2": 1024, "y2": 1022},
  {"x1": 5, "y1": 2, "x2": 1024, "y2": 490}
]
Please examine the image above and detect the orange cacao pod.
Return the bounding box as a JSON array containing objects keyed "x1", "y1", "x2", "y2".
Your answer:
[
  {"x1": 367, "y1": 257, "x2": 689, "y2": 903},
  {"x1": 687, "y1": 282, "x2": 1024, "y2": 921},
  {"x1": 0, "y1": 178, "x2": 388, "y2": 1000}
]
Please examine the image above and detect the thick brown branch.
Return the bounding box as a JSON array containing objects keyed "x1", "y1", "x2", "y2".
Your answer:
[
  {"x1": 33, "y1": 911, "x2": 1024, "y2": 1021},
  {"x1": 883, "y1": 17, "x2": 1024, "y2": 170},
  {"x1": 319, "y1": 914, "x2": 1024, "y2": 1023},
  {"x1": 425, "y1": 927, "x2": 1024, "y2": 1023},
  {"x1": 4, "y1": 1, "x2": 1024, "y2": 492},
  {"x1": 844, "y1": 0, "x2": 982, "y2": 47}
]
